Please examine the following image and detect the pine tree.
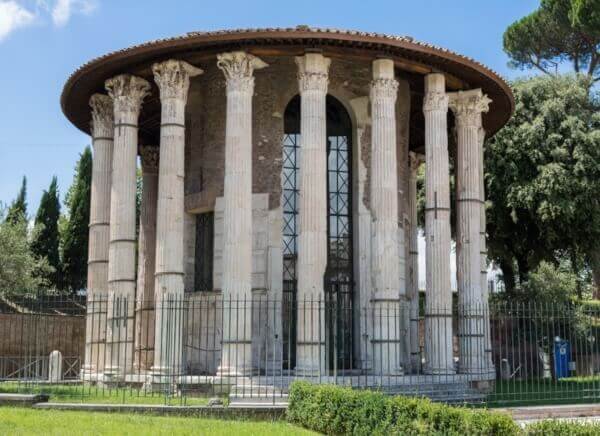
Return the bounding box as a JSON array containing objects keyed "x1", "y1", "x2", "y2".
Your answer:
[
  {"x1": 5, "y1": 176, "x2": 27, "y2": 224},
  {"x1": 31, "y1": 177, "x2": 62, "y2": 290},
  {"x1": 62, "y1": 148, "x2": 92, "y2": 293}
]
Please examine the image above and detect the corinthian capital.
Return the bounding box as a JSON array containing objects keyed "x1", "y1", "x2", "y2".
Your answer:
[
  {"x1": 105, "y1": 74, "x2": 150, "y2": 117},
  {"x1": 448, "y1": 89, "x2": 492, "y2": 127},
  {"x1": 89, "y1": 93, "x2": 113, "y2": 138},
  {"x1": 370, "y1": 78, "x2": 399, "y2": 101},
  {"x1": 295, "y1": 53, "x2": 330, "y2": 93},
  {"x1": 370, "y1": 58, "x2": 398, "y2": 101},
  {"x1": 423, "y1": 91, "x2": 449, "y2": 113},
  {"x1": 139, "y1": 145, "x2": 159, "y2": 172},
  {"x1": 153, "y1": 59, "x2": 203, "y2": 102},
  {"x1": 217, "y1": 51, "x2": 267, "y2": 93}
]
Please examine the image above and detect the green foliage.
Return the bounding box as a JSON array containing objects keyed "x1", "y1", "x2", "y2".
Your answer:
[
  {"x1": 503, "y1": 0, "x2": 600, "y2": 81},
  {"x1": 61, "y1": 148, "x2": 92, "y2": 293},
  {"x1": 527, "y1": 419, "x2": 600, "y2": 435},
  {"x1": 521, "y1": 261, "x2": 581, "y2": 304},
  {"x1": 286, "y1": 381, "x2": 520, "y2": 435},
  {"x1": 31, "y1": 177, "x2": 61, "y2": 290},
  {"x1": 5, "y1": 176, "x2": 28, "y2": 224},
  {"x1": 0, "y1": 408, "x2": 313, "y2": 436},
  {"x1": 0, "y1": 209, "x2": 52, "y2": 294},
  {"x1": 485, "y1": 74, "x2": 600, "y2": 292},
  {"x1": 569, "y1": 0, "x2": 600, "y2": 40}
]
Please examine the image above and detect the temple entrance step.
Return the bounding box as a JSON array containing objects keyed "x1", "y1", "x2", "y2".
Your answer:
[
  {"x1": 229, "y1": 384, "x2": 286, "y2": 399},
  {"x1": 382, "y1": 382, "x2": 486, "y2": 403}
]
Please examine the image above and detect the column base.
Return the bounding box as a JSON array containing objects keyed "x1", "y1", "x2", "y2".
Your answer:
[
  {"x1": 295, "y1": 343, "x2": 326, "y2": 377},
  {"x1": 140, "y1": 367, "x2": 179, "y2": 393},
  {"x1": 216, "y1": 365, "x2": 258, "y2": 378},
  {"x1": 265, "y1": 360, "x2": 284, "y2": 376},
  {"x1": 80, "y1": 365, "x2": 104, "y2": 383},
  {"x1": 423, "y1": 366, "x2": 456, "y2": 376},
  {"x1": 102, "y1": 366, "x2": 125, "y2": 384}
]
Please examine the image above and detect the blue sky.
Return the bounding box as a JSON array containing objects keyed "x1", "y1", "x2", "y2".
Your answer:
[{"x1": 0, "y1": 0, "x2": 540, "y2": 214}]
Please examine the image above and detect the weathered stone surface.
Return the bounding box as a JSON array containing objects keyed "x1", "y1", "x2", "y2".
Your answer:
[
  {"x1": 423, "y1": 73, "x2": 454, "y2": 375},
  {"x1": 48, "y1": 350, "x2": 62, "y2": 383},
  {"x1": 217, "y1": 51, "x2": 267, "y2": 376},
  {"x1": 84, "y1": 93, "x2": 113, "y2": 375},
  {"x1": 295, "y1": 53, "x2": 330, "y2": 375},
  {"x1": 152, "y1": 60, "x2": 202, "y2": 379},
  {"x1": 134, "y1": 145, "x2": 159, "y2": 371},
  {"x1": 369, "y1": 59, "x2": 403, "y2": 375},
  {"x1": 182, "y1": 55, "x2": 411, "y2": 375},
  {"x1": 407, "y1": 152, "x2": 424, "y2": 372},
  {"x1": 104, "y1": 74, "x2": 150, "y2": 379},
  {"x1": 449, "y1": 88, "x2": 491, "y2": 375}
]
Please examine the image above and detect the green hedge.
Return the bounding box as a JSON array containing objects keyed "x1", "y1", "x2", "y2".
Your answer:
[
  {"x1": 286, "y1": 381, "x2": 519, "y2": 435},
  {"x1": 526, "y1": 420, "x2": 600, "y2": 435}
]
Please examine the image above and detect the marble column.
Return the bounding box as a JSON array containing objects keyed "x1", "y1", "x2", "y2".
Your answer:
[
  {"x1": 369, "y1": 58, "x2": 403, "y2": 375},
  {"x1": 479, "y1": 114, "x2": 495, "y2": 374},
  {"x1": 216, "y1": 51, "x2": 266, "y2": 376},
  {"x1": 407, "y1": 151, "x2": 424, "y2": 373},
  {"x1": 134, "y1": 145, "x2": 159, "y2": 371},
  {"x1": 295, "y1": 53, "x2": 330, "y2": 375},
  {"x1": 423, "y1": 73, "x2": 455, "y2": 375},
  {"x1": 449, "y1": 89, "x2": 491, "y2": 374},
  {"x1": 152, "y1": 60, "x2": 202, "y2": 379},
  {"x1": 84, "y1": 93, "x2": 113, "y2": 377},
  {"x1": 104, "y1": 75, "x2": 150, "y2": 379}
]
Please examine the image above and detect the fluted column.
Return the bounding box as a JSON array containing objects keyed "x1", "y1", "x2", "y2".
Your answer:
[
  {"x1": 423, "y1": 73, "x2": 454, "y2": 375},
  {"x1": 369, "y1": 58, "x2": 403, "y2": 375},
  {"x1": 479, "y1": 115, "x2": 495, "y2": 374},
  {"x1": 83, "y1": 94, "x2": 113, "y2": 377},
  {"x1": 408, "y1": 151, "x2": 424, "y2": 373},
  {"x1": 152, "y1": 60, "x2": 202, "y2": 379},
  {"x1": 449, "y1": 89, "x2": 491, "y2": 375},
  {"x1": 295, "y1": 53, "x2": 330, "y2": 375},
  {"x1": 217, "y1": 51, "x2": 266, "y2": 376},
  {"x1": 104, "y1": 75, "x2": 150, "y2": 379},
  {"x1": 134, "y1": 146, "x2": 159, "y2": 372}
]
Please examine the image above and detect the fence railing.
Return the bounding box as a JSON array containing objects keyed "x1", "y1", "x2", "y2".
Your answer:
[{"x1": 0, "y1": 294, "x2": 598, "y2": 407}]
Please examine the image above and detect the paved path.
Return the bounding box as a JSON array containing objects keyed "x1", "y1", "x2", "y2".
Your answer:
[{"x1": 499, "y1": 403, "x2": 600, "y2": 423}]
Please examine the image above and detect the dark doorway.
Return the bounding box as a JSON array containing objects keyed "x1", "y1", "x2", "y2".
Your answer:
[{"x1": 281, "y1": 94, "x2": 354, "y2": 371}]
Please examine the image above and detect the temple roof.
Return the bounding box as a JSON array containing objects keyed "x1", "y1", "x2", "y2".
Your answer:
[{"x1": 61, "y1": 26, "x2": 514, "y2": 140}]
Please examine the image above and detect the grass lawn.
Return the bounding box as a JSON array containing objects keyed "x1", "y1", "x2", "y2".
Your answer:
[
  {"x1": 0, "y1": 382, "x2": 212, "y2": 406},
  {"x1": 489, "y1": 376, "x2": 600, "y2": 407},
  {"x1": 0, "y1": 408, "x2": 316, "y2": 435}
]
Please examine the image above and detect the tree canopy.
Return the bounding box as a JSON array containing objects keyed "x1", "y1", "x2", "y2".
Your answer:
[
  {"x1": 0, "y1": 210, "x2": 51, "y2": 294},
  {"x1": 31, "y1": 177, "x2": 62, "y2": 290},
  {"x1": 485, "y1": 74, "x2": 600, "y2": 294},
  {"x1": 5, "y1": 176, "x2": 28, "y2": 224},
  {"x1": 503, "y1": 0, "x2": 600, "y2": 81},
  {"x1": 61, "y1": 147, "x2": 92, "y2": 293}
]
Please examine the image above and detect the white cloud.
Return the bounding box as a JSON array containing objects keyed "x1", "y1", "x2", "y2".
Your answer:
[
  {"x1": 51, "y1": 0, "x2": 97, "y2": 27},
  {"x1": 0, "y1": 1, "x2": 36, "y2": 41},
  {"x1": 0, "y1": 0, "x2": 98, "y2": 41}
]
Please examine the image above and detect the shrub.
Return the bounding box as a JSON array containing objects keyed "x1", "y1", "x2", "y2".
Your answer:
[
  {"x1": 526, "y1": 420, "x2": 600, "y2": 435},
  {"x1": 286, "y1": 381, "x2": 520, "y2": 435}
]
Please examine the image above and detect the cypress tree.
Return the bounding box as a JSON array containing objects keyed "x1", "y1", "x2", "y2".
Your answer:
[
  {"x1": 31, "y1": 177, "x2": 62, "y2": 290},
  {"x1": 6, "y1": 176, "x2": 28, "y2": 224},
  {"x1": 62, "y1": 148, "x2": 92, "y2": 293}
]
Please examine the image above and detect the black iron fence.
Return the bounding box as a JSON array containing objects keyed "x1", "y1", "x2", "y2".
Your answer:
[{"x1": 0, "y1": 294, "x2": 599, "y2": 407}]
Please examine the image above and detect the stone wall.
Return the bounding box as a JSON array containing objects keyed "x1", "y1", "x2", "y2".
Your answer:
[
  {"x1": 0, "y1": 313, "x2": 85, "y2": 377},
  {"x1": 183, "y1": 54, "x2": 411, "y2": 304},
  {"x1": 213, "y1": 193, "x2": 272, "y2": 291}
]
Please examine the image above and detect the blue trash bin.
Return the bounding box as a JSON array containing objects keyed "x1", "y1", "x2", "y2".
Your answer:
[{"x1": 554, "y1": 338, "x2": 570, "y2": 379}]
